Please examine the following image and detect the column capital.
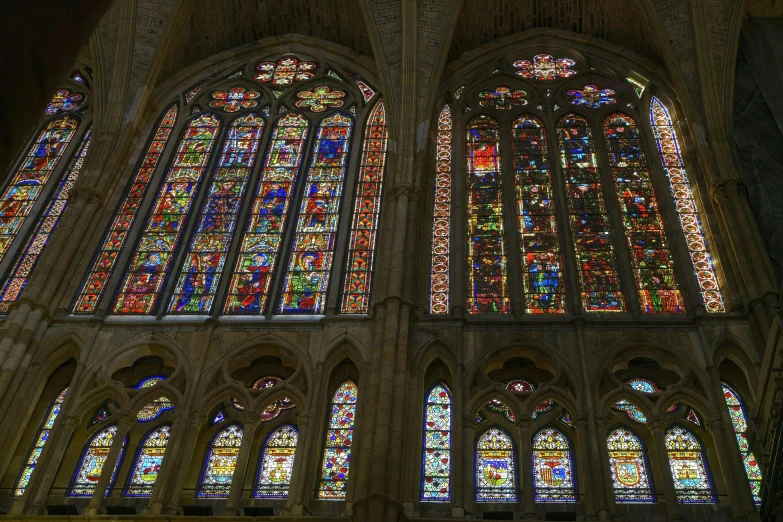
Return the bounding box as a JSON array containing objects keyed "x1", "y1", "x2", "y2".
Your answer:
[
  {"x1": 709, "y1": 178, "x2": 745, "y2": 201},
  {"x1": 241, "y1": 411, "x2": 262, "y2": 428},
  {"x1": 706, "y1": 415, "x2": 725, "y2": 432},
  {"x1": 573, "y1": 414, "x2": 590, "y2": 430},
  {"x1": 189, "y1": 411, "x2": 209, "y2": 428},
  {"x1": 647, "y1": 416, "x2": 666, "y2": 431},
  {"x1": 117, "y1": 411, "x2": 137, "y2": 430},
  {"x1": 461, "y1": 413, "x2": 477, "y2": 428}
]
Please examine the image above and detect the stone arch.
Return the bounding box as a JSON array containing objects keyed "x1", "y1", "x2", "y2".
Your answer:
[
  {"x1": 467, "y1": 385, "x2": 524, "y2": 421},
  {"x1": 411, "y1": 334, "x2": 459, "y2": 378}
]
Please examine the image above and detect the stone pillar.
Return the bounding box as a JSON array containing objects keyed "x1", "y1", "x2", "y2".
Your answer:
[
  {"x1": 517, "y1": 416, "x2": 537, "y2": 517},
  {"x1": 83, "y1": 413, "x2": 135, "y2": 514},
  {"x1": 594, "y1": 420, "x2": 619, "y2": 515},
  {"x1": 461, "y1": 414, "x2": 476, "y2": 516},
  {"x1": 706, "y1": 415, "x2": 758, "y2": 521},
  {"x1": 0, "y1": 305, "x2": 47, "y2": 401},
  {"x1": 647, "y1": 418, "x2": 680, "y2": 517},
  {"x1": 222, "y1": 415, "x2": 259, "y2": 515},
  {"x1": 144, "y1": 409, "x2": 190, "y2": 515},
  {"x1": 285, "y1": 412, "x2": 311, "y2": 515},
  {"x1": 155, "y1": 411, "x2": 208, "y2": 515},
  {"x1": 573, "y1": 415, "x2": 601, "y2": 518}
]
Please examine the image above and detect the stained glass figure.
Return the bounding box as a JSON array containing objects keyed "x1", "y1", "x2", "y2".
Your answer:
[
  {"x1": 686, "y1": 409, "x2": 701, "y2": 427},
  {"x1": 224, "y1": 113, "x2": 308, "y2": 314},
  {"x1": 112, "y1": 113, "x2": 220, "y2": 314},
  {"x1": 341, "y1": 100, "x2": 388, "y2": 313},
  {"x1": 354, "y1": 80, "x2": 376, "y2": 104},
  {"x1": 603, "y1": 113, "x2": 684, "y2": 313},
  {"x1": 209, "y1": 87, "x2": 260, "y2": 113},
  {"x1": 627, "y1": 78, "x2": 645, "y2": 98},
  {"x1": 70, "y1": 424, "x2": 127, "y2": 497},
  {"x1": 198, "y1": 424, "x2": 243, "y2": 498},
  {"x1": 723, "y1": 383, "x2": 762, "y2": 503},
  {"x1": 295, "y1": 86, "x2": 346, "y2": 113},
  {"x1": 606, "y1": 427, "x2": 654, "y2": 503},
  {"x1": 317, "y1": 380, "x2": 358, "y2": 499},
  {"x1": 454, "y1": 86, "x2": 465, "y2": 100},
  {"x1": 185, "y1": 79, "x2": 212, "y2": 104},
  {"x1": 125, "y1": 424, "x2": 171, "y2": 496},
  {"x1": 255, "y1": 424, "x2": 298, "y2": 498},
  {"x1": 421, "y1": 383, "x2": 452, "y2": 501},
  {"x1": 430, "y1": 106, "x2": 452, "y2": 314},
  {"x1": 73, "y1": 108, "x2": 176, "y2": 313},
  {"x1": 478, "y1": 86, "x2": 527, "y2": 110},
  {"x1": 512, "y1": 114, "x2": 565, "y2": 313},
  {"x1": 14, "y1": 387, "x2": 68, "y2": 496},
  {"x1": 533, "y1": 427, "x2": 576, "y2": 501},
  {"x1": 665, "y1": 426, "x2": 715, "y2": 503},
  {"x1": 650, "y1": 98, "x2": 725, "y2": 312},
  {"x1": 567, "y1": 85, "x2": 616, "y2": 108},
  {"x1": 255, "y1": 57, "x2": 318, "y2": 86},
  {"x1": 279, "y1": 113, "x2": 353, "y2": 314},
  {"x1": 168, "y1": 113, "x2": 265, "y2": 313},
  {"x1": 513, "y1": 55, "x2": 577, "y2": 80},
  {"x1": 557, "y1": 113, "x2": 625, "y2": 312},
  {"x1": 466, "y1": 115, "x2": 509, "y2": 314},
  {"x1": 0, "y1": 128, "x2": 92, "y2": 312},
  {"x1": 89, "y1": 401, "x2": 112, "y2": 426},
  {"x1": 44, "y1": 89, "x2": 84, "y2": 115},
  {"x1": 0, "y1": 116, "x2": 78, "y2": 267},
  {"x1": 476, "y1": 427, "x2": 517, "y2": 502}
]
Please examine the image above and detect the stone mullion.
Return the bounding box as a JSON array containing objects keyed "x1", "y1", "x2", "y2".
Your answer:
[
  {"x1": 157, "y1": 411, "x2": 208, "y2": 514},
  {"x1": 283, "y1": 411, "x2": 312, "y2": 514},
  {"x1": 144, "y1": 409, "x2": 190, "y2": 514},
  {"x1": 572, "y1": 415, "x2": 600, "y2": 515},
  {"x1": 460, "y1": 414, "x2": 476, "y2": 516},
  {"x1": 517, "y1": 416, "x2": 536, "y2": 515},
  {"x1": 386, "y1": 303, "x2": 412, "y2": 500},
  {"x1": 222, "y1": 415, "x2": 259, "y2": 515},
  {"x1": 83, "y1": 413, "x2": 135, "y2": 514},
  {"x1": 594, "y1": 421, "x2": 618, "y2": 513},
  {"x1": 500, "y1": 113, "x2": 524, "y2": 317},
  {"x1": 451, "y1": 108, "x2": 467, "y2": 316},
  {"x1": 647, "y1": 418, "x2": 681, "y2": 517}
]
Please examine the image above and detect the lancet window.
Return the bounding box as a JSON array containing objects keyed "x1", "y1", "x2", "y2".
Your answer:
[
  {"x1": 317, "y1": 380, "x2": 358, "y2": 499},
  {"x1": 606, "y1": 427, "x2": 654, "y2": 503},
  {"x1": 532, "y1": 426, "x2": 576, "y2": 501},
  {"x1": 475, "y1": 426, "x2": 517, "y2": 502},
  {"x1": 255, "y1": 423, "x2": 299, "y2": 498},
  {"x1": 198, "y1": 423, "x2": 243, "y2": 498},
  {"x1": 125, "y1": 424, "x2": 171, "y2": 496},
  {"x1": 722, "y1": 383, "x2": 762, "y2": 504},
  {"x1": 421, "y1": 383, "x2": 452, "y2": 501},
  {"x1": 664, "y1": 425, "x2": 715, "y2": 503},
  {"x1": 70, "y1": 423, "x2": 127, "y2": 497}
]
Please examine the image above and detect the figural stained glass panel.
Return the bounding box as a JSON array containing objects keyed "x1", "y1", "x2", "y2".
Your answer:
[
  {"x1": 318, "y1": 380, "x2": 358, "y2": 499},
  {"x1": 476, "y1": 427, "x2": 517, "y2": 502},
  {"x1": 557, "y1": 113, "x2": 625, "y2": 312},
  {"x1": 607, "y1": 427, "x2": 654, "y2": 503},
  {"x1": 512, "y1": 114, "x2": 565, "y2": 313},
  {"x1": 421, "y1": 383, "x2": 452, "y2": 501},
  {"x1": 665, "y1": 426, "x2": 715, "y2": 503},
  {"x1": 125, "y1": 424, "x2": 171, "y2": 497},
  {"x1": 255, "y1": 424, "x2": 298, "y2": 498},
  {"x1": 14, "y1": 387, "x2": 68, "y2": 496},
  {"x1": 533, "y1": 427, "x2": 576, "y2": 501},
  {"x1": 430, "y1": 105, "x2": 452, "y2": 314},
  {"x1": 341, "y1": 100, "x2": 388, "y2": 313},
  {"x1": 722, "y1": 383, "x2": 762, "y2": 504},
  {"x1": 650, "y1": 98, "x2": 725, "y2": 312},
  {"x1": 198, "y1": 423, "x2": 243, "y2": 498},
  {"x1": 223, "y1": 113, "x2": 309, "y2": 314},
  {"x1": 73, "y1": 105, "x2": 178, "y2": 313},
  {"x1": 70, "y1": 424, "x2": 127, "y2": 497},
  {"x1": 603, "y1": 113, "x2": 684, "y2": 313},
  {"x1": 0, "y1": 128, "x2": 92, "y2": 312},
  {"x1": 0, "y1": 116, "x2": 79, "y2": 266},
  {"x1": 279, "y1": 113, "x2": 353, "y2": 314},
  {"x1": 168, "y1": 113, "x2": 265, "y2": 313},
  {"x1": 466, "y1": 115, "x2": 509, "y2": 314},
  {"x1": 113, "y1": 113, "x2": 221, "y2": 314}
]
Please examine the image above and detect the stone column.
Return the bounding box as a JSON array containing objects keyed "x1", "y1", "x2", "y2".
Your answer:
[
  {"x1": 517, "y1": 416, "x2": 536, "y2": 517},
  {"x1": 461, "y1": 414, "x2": 476, "y2": 516},
  {"x1": 155, "y1": 411, "x2": 208, "y2": 515},
  {"x1": 285, "y1": 412, "x2": 311, "y2": 515},
  {"x1": 573, "y1": 415, "x2": 601, "y2": 518},
  {"x1": 0, "y1": 305, "x2": 48, "y2": 401},
  {"x1": 222, "y1": 414, "x2": 260, "y2": 515},
  {"x1": 647, "y1": 418, "x2": 680, "y2": 517},
  {"x1": 83, "y1": 413, "x2": 135, "y2": 514},
  {"x1": 144, "y1": 409, "x2": 190, "y2": 515},
  {"x1": 706, "y1": 415, "x2": 759, "y2": 521}
]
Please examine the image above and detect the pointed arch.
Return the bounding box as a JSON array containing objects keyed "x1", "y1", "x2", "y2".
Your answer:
[
  {"x1": 606, "y1": 426, "x2": 654, "y2": 503},
  {"x1": 532, "y1": 425, "x2": 576, "y2": 501},
  {"x1": 254, "y1": 423, "x2": 298, "y2": 498},
  {"x1": 197, "y1": 423, "x2": 243, "y2": 498},
  {"x1": 421, "y1": 382, "x2": 452, "y2": 501},
  {"x1": 429, "y1": 104, "x2": 452, "y2": 314},
  {"x1": 317, "y1": 379, "x2": 358, "y2": 499},
  {"x1": 475, "y1": 426, "x2": 517, "y2": 501},
  {"x1": 124, "y1": 423, "x2": 171, "y2": 496},
  {"x1": 664, "y1": 425, "x2": 715, "y2": 503},
  {"x1": 69, "y1": 423, "x2": 127, "y2": 496},
  {"x1": 722, "y1": 382, "x2": 762, "y2": 504}
]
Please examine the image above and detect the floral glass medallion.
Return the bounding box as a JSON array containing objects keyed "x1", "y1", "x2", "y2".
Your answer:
[
  {"x1": 209, "y1": 87, "x2": 260, "y2": 112},
  {"x1": 478, "y1": 86, "x2": 527, "y2": 110},
  {"x1": 513, "y1": 54, "x2": 577, "y2": 80},
  {"x1": 295, "y1": 85, "x2": 346, "y2": 112},
  {"x1": 567, "y1": 84, "x2": 616, "y2": 108}
]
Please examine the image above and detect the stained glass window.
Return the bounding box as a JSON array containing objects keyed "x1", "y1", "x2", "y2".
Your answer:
[
  {"x1": 665, "y1": 426, "x2": 715, "y2": 503},
  {"x1": 557, "y1": 113, "x2": 625, "y2": 312},
  {"x1": 0, "y1": 116, "x2": 79, "y2": 267},
  {"x1": 209, "y1": 87, "x2": 260, "y2": 113},
  {"x1": 722, "y1": 383, "x2": 762, "y2": 504},
  {"x1": 211, "y1": 407, "x2": 226, "y2": 425},
  {"x1": 168, "y1": 113, "x2": 265, "y2": 313},
  {"x1": 223, "y1": 113, "x2": 308, "y2": 314},
  {"x1": 44, "y1": 89, "x2": 84, "y2": 115},
  {"x1": 513, "y1": 114, "x2": 565, "y2": 313},
  {"x1": 466, "y1": 115, "x2": 508, "y2": 314},
  {"x1": 567, "y1": 85, "x2": 616, "y2": 108},
  {"x1": 239, "y1": 376, "x2": 296, "y2": 422},
  {"x1": 112, "y1": 113, "x2": 221, "y2": 314},
  {"x1": 73, "y1": 106, "x2": 178, "y2": 313},
  {"x1": 135, "y1": 376, "x2": 173, "y2": 421},
  {"x1": 612, "y1": 378, "x2": 676, "y2": 424},
  {"x1": 533, "y1": 427, "x2": 576, "y2": 501},
  {"x1": 198, "y1": 423, "x2": 243, "y2": 498},
  {"x1": 429, "y1": 105, "x2": 452, "y2": 314},
  {"x1": 341, "y1": 100, "x2": 388, "y2": 313},
  {"x1": 603, "y1": 113, "x2": 684, "y2": 313},
  {"x1": 255, "y1": 57, "x2": 318, "y2": 86},
  {"x1": 317, "y1": 380, "x2": 358, "y2": 499},
  {"x1": 89, "y1": 402, "x2": 112, "y2": 426},
  {"x1": 606, "y1": 427, "x2": 654, "y2": 503},
  {"x1": 478, "y1": 86, "x2": 527, "y2": 110},
  {"x1": 0, "y1": 128, "x2": 92, "y2": 312},
  {"x1": 650, "y1": 98, "x2": 725, "y2": 312},
  {"x1": 476, "y1": 427, "x2": 517, "y2": 502},
  {"x1": 70, "y1": 424, "x2": 127, "y2": 497},
  {"x1": 513, "y1": 55, "x2": 577, "y2": 80},
  {"x1": 185, "y1": 80, "x2": 211, "y2": 104},
  {"x1": 686, "y1": 409, "x2": 701, "y2": 427},
  {"x1": 279, "y1": 113, "x2": 353, "y2": 314},
  {"x1": 295, "y1": 86, "x2": 346, "y2": 113},
  {"x1": 255, "y1": 424, "x2": 298, "y2": 498},
  {"x1": 125, "y1": 424, "x2": 171, "y2": 496},
  {"x1": 354, "y1": 80, "x2": 376, "y2": 104},
  {"x1": 14, "y1": 387, "x2": 68, "y2": 496},
  {"x1": 421, "y1": 383, "x2": 452, "y2": 501}
]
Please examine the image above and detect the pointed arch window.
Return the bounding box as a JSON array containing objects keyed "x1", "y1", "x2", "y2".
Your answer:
[
  {"x1": 255, "y1": 423, "x2": 298, "y2": 498},
  {"x1": 125, "y1": 423, "x2": 171, "y2": 496},
  {"x1": 317, "y1": 379, "x2": 358, "y2": 499},
  {"x1": 533, "y1": 426, "x2": 576, "y2": 501},
  {"x1": 70, "y1": 423, "x2": 127, "y2": 496},
  {"x1": 429, "y1": 105, "x2": 452, "y2": 314},
  {"x1": 198, "y1": 423, "x2": 243, "y2": 498},
  {"x1": 476, "y1": 426, "x2": 517, "y2": 501},
  {"x1": 14, "y1": 386, "x2": 68, "y2": 496},
  {"x1": 722, "y1": 383, "x2": 762, "y2": 504},
  {"x1": 664, "y1": 425, "x2": 715, "y2": 503},
  {"x1": 606, "y1": 427, "x2": 654, "y2": 503},
  {"x1": 421, "y1": 383, "x2": 452, "y2": 501}
]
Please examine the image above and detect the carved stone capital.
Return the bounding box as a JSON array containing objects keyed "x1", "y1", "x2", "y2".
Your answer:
[
  {"x1": 709, "y1": 178, "x2": 744, "y2": 201},
  {"x1": 117, "y1": 411, "x2": 137, "y2": 429},
  {"x1": 647, "y1": 416, "x2": 665, "y2": 430},
  {"x1": 572, "y1": 414, "x2": 589, "y2": 430},
  {"x1": 189, "y1": 411, "x2": 209, "y2": 427},
  {"x1": 462, "y1": 413, "x2": 478, "y2": 428},
  {"x1": 706, "y1": 415, "x2": 724, "y2": 432}
]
